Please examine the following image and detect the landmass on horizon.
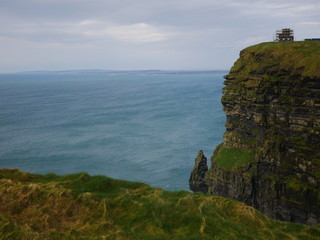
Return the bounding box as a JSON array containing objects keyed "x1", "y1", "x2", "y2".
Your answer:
[{"x1": 5, "y1": 69, "x2": 228, "y2": 75}]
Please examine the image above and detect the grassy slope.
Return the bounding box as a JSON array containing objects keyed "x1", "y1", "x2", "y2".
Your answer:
[
  {"x1": 1, "y1": 169, "x2": 320, "y2": 240},
  {"x1": 230, "y1": 41, "x2": 320, "y2": 79}
]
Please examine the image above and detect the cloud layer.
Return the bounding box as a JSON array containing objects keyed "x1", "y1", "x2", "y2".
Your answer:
[
  {"x1": 0, "y1": 0, "x2": 319, "y2": 72},
  {"x1": 83, "y1": 22, "x2": 171, "y2": 43}
]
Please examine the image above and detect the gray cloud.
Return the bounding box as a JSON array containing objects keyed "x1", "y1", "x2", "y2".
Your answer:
[{"x1": 0, "y1": 0, "x2": 319, "y2": 72}]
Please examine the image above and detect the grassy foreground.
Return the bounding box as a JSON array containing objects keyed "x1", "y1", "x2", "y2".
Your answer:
[{"x1": 1, "y1": 169, "x2": 319, "y2": 240}]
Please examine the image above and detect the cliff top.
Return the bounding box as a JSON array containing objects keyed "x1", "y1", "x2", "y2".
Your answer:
[{"x1": 228, "y1": 41, "x2": 320, "y2": 79}]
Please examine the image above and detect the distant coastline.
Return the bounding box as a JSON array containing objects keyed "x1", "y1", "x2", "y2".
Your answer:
[{"x1": 2, "y1": 69, "x2": 228, "y2": 76}]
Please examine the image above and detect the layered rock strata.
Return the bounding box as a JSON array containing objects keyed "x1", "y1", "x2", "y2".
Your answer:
[{"x1": 190, "y1": 41, "x2": 320, "y2": 225}]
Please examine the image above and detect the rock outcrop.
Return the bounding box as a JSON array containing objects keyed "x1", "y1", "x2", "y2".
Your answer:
[
  {"x1": 190, "y1": 41, "x2": 320, "y2": 225},
  {"x1": 189, "y1": 150, "x2": 208, "y2": 193}
]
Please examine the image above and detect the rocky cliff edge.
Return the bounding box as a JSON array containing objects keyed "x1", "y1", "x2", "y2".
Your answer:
[{"x1": 190, "y1": 41, "x2": 320, "y2": 225}]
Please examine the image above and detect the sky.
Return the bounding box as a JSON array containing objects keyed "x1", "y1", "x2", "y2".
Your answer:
[{"x1": 0, "y1": 0, "x2": 319, "y2": 73}]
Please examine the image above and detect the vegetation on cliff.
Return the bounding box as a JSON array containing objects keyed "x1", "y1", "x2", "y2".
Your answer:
[
  {"x1": 190, "y1": 41, "x2": 320, "y2": 225},
  {"x1": 230, "y1": 41, "x2": 320, "y2": 79},
  {"x1": 1, "y1": 168, "x2": 320, "y2": 240},
  {"x1": 212, "y1": 144, "x2": 255, "y2": 170}
]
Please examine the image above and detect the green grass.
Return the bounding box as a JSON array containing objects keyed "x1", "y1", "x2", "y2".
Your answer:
[
  {"x1": 1, "y1": 168, "x2": 319, "y2": 240},
  {"x1": 213, "y1": 144, "x2": 256, "y2": 170},
  {"x1": 227, "y1": 41, "x2": 320, "y2": 80}
]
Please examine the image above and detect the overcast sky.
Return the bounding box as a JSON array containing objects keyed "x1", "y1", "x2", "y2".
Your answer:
[{"x1": 0, "y1": 0, "x2": 319, "y2": 73}]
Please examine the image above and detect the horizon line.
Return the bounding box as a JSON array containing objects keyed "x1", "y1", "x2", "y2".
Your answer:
[{"x1": 0, "y1": 69, "x2": 229, "y2": 75}]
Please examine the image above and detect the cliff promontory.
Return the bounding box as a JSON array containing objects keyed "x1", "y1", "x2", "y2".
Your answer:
[{"x1": 190, "y1": 41, "x2": 320, "y2": 225}]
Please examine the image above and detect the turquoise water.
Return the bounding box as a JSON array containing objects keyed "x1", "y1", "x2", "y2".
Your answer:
[{"x1": 0, "y1": 72, "x2": 225, "y2": 190}]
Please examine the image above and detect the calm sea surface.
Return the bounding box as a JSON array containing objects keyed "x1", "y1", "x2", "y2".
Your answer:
[{"x1": 0, "y1": 72, "x2": 225, "y2": 190}]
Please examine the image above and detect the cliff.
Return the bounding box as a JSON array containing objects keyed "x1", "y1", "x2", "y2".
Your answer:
[
  {"x1": 2, "y1": 169, "x2": 320, "y2": 239},
  {"x1": 190, "y1": 41, "x2": 320, "y2": 225}
]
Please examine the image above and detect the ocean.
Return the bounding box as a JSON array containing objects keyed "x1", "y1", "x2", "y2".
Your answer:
[{"x1": 0, "y1": 71, "x2": 226, "y2": 191}]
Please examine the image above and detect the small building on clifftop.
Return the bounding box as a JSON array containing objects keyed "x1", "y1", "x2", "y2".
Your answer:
[{"x1": 275, "y1": 28, "x2": 294, "y2": 42}]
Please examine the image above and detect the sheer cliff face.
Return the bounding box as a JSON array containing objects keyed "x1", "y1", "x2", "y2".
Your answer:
[{"x1": 190, "y1": 41, "x2": 320, "y2": 225}]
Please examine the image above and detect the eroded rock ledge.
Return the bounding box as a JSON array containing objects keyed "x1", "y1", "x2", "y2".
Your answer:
[{"x1": 190, "y1": 41, "x2": 320, "y2": 225}]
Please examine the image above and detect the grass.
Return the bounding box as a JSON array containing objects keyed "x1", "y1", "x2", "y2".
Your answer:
[
  {"x1": 212, "y1": 144, "x2": 256, "y2": 170},
  {"x1": 227, "y1": 41, "x2": 320, "y2": 80},
  {"x1": 1, "y1": 168, "x2": 319, "y2": 240}
]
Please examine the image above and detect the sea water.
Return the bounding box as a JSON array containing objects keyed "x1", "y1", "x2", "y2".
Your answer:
[{"x1": 0, "y1": 72, "x2": 225, "y2": 190}]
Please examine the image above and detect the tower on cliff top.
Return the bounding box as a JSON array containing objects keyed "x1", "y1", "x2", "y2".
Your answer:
[{"x1": 275, "y1": 28, "x2": 294, "y2": 42}]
